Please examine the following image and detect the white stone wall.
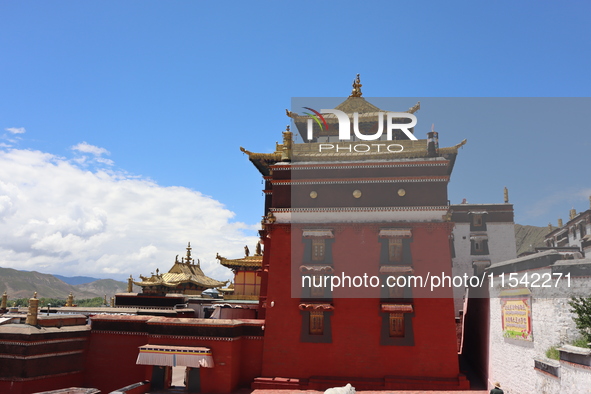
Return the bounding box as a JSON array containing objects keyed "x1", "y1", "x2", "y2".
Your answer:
[
  {"x1": 560, "y1": 361, "x2": 591, "y2": 393},
  {"x1": 535, "y1": 369, "x2": 561, "y2": 394},
  {"x1": 489, "y1": 268, "x2": 590, "y2": 393}
]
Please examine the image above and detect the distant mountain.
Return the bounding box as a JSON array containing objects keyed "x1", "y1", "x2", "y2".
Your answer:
[
  {"x1": 75, "y1": 278, "x2": 141, "y2": 296},
  {"x1": 54, "y1": 274, "x2": 101, "y2": 285},
  {"x1": 0, "y1": 267, "x2": 135, "y2": 300},
  {"x1": 515, "y1": 224, "x2": 554, "y2": 256}
]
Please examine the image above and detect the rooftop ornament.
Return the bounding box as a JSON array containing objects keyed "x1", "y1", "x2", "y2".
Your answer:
[{"x1": 349, "y1": 73, "x2": 363, "y2": 97}]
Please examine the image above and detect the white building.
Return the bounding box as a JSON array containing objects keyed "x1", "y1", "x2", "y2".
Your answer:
[{"x1": 451, "y1": 202, "x2": 517, "y2": 316}]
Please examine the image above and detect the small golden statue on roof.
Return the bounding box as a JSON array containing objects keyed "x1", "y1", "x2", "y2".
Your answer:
[
  {"x1": 66, "y1": 292, "x2": 74, "y2": 307},
  {"x1": 255, "y1": 241, "x2": 262, "y2": 256},
  {"x1": 350, "y1": 73, "x2": 363, "y2": 97},
  {"x1": 244, "y1": 245, "x2": 250, "y2": 257}
]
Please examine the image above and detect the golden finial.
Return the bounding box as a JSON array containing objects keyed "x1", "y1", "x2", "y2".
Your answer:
[
  {"x1": 349, "y1": 73, "x2": 363, "y2": 97},
  {"x1": 548, "y1": 223, "x2": 553, "y2": 232},
  {"x1": 281, "y1": 125, "x2": 293, "y2": 162},
  {"x1": 1, "y1": 291, "x2": 7, "y2": 310},
  {"x1": 186, "y1": 242, "x2": 192, "y2": 264},
  {"x1": 558, "y1": 218, "x2": 563, "y2": 227},
  {"x1": 504, "y1": 187, "x2": 509, "y2": 203},
  {"x1": 569, "y1": 208, "x2": 576, "y2": 220},
  {"x1": 33, "y1": 292, "x2": 37, "y2": 299},
  {"x1": 255, "y1": 241, "x2": 262, "y2": 256}
]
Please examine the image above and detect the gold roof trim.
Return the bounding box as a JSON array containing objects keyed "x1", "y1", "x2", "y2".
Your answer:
[
  {"x1": 240, "y1": 146, "x2": 282, "y2": 161},
  {"x1": 437, "y1": 139, "x2": 467, "y2": 155},
  {"x1": 216, "y1": 253, "x2": 263, "y2": 269}
]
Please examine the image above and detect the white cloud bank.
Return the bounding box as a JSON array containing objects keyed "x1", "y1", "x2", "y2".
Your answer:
[
  {"x1": 5, "y1": 127, "x2": 26, "y2": 134},
  {"x1": 0, "y1": 146, "x2": 259, "y2": 283}
]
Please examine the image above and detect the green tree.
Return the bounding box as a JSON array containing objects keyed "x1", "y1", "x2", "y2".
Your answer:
[{"x1": 569, "y1": 296, "x2": 591, "y2": 345}]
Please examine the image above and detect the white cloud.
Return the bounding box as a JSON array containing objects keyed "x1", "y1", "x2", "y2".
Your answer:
[
  {"x1": 95, "y1": 157, "x2": 114, "y2": 166},
  {"x1": 71, "y1": 142, "x2": 110, "y2": 156},
  {"x1": 0, "y1": 148, "x2": 259, "y2": 283},
  {"x1": 5, "y1": 127, "x2": 26, "y2": 134}
]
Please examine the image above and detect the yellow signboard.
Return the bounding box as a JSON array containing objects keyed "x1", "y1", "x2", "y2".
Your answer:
[{"x1": 501, "y1": 297, "x2": 532, "y2": 341}]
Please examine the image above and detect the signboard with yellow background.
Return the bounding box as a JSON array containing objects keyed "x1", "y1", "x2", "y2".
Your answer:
[{"x1": 500, "y1": 288, "x2": 532, "y2": 341}]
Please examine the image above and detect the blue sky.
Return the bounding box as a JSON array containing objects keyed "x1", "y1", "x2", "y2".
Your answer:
[{"x1": 1, "y1": 1, "x2": 590, "y2": 280}]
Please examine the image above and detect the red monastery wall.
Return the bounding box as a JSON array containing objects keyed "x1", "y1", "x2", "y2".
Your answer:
[
  {"x1": 259, "y1": 222, "x2": 467, "y2": 390},
  {"x1": 84, "y1": 315, "x2": 264, "y2": 394}
]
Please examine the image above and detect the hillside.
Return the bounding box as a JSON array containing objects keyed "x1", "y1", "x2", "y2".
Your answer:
[
  {"x1": 75, "y1": 278, "x2": 141, "y2": 295},
  {"x1": 0, "y1": 267, "x2": 133, "y2": 300},
  {"x1": 514, "y1": 224, "x2": 554, "y2": 256},
  {"x1": 54, "y1": 274, "x2": 101, "y2": 285}
]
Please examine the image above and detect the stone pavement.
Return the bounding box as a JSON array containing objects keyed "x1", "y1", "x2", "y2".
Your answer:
[
  {"x1": 149, "y1": 389, "x2": 488, "y2": 394},
  {"x1": 251, "y1": 390, "x2": 488, "y2": 394},
  {"x1": 149, "y1": 386, "x2": 489, "y2": 394}
]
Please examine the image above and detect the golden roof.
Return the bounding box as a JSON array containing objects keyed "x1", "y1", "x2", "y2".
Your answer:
[
  {"x1": 216, "y1": 254, "x2": 263, "y2": 270},
  {"x1": 242, "y1": 77, "x2": 464, "y2": 173},
  {"x1": 134, "y1": 243, "x2": 227, "y2": 289}
]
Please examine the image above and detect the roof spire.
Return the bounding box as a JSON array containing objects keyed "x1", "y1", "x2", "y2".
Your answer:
[
  {"x1": 349, "y1": 73, "x2": 363, "y2": 97},
  {"x1": 186, "y1": 242, "x2": 192, "y2": 264}
]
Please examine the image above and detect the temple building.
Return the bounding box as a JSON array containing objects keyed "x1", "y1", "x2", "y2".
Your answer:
[
  {"x1": 133, "y1": 243, "x2": 227, "y2": 295},
  {"x1": 240, "y1": 75, "x2": 470, "y2": 390},
  {"x1": 1, "y1": 76, "x2": 517, "y2": 393},
  {"x1": 544, "y1": 198, "x2": 591, "y2": 255},
  {"x1": 216, "y1": 243, "x2": 263, "y2": 300}
]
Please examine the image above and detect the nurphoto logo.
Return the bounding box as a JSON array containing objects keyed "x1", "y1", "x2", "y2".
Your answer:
[{"x1": 301, "y1": 107, "x2": 418, "y2": 153}]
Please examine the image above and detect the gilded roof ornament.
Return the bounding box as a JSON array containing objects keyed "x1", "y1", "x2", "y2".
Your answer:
[
  {"x1": 281, "y1": 125, "x2": 293, "y2": 162},
  {"x1": 504, "y1": 187, "x2": 509, "y2": 203},
  {"x1": 349, "y1": 73, "x2": 363, "y2": 97},
  {"x1": 406, "y1": 101, "x2": 421, "y2": 114},
  {"x1": 186, "y1": 242, "x2": 192, "y2": 264}
]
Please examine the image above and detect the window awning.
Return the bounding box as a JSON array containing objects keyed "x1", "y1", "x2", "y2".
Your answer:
[
  {"x1": 469, "y1": 235, "x2": 488, "y2": 241},
  {"x1": 379, "y1": 265, "x2": 414, "y2": 274},
  {"x1": 379, "y1": 228, "x2": 412, "y2": 238},
  {"x1": 300, "y1": 265, "x2": 334, "y2": 273},
  {"x1": 472, "y1": 259, "x2": 491, "y2": 267},
  {"x1": 137, "y1": 345, "x2": 214, "y2": 368},
  {"x1": 302, "y1": 229, "x2": 334, "y2": 238},
  {"x1": 298, "y1": 303, "x2": 334, "y2": 311},
  {"x1": 381, "y1": 304, "x2": 413, "y2": 313}
]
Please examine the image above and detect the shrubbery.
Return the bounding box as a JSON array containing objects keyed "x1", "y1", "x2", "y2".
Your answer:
[{"x1": 569, "y1": 296, "x2": 591, "y2": 346}]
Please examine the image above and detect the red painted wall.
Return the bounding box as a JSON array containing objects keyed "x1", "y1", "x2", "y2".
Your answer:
[
  {"x1": 261, "y1": 223, "x2": 463, "y2": 386},
  {"x1": 0, "y1": 372, "x2": 84, "y2": 394},
  {"x1": 84, "y1": 330, "x2": 148, "y2": 393}
]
